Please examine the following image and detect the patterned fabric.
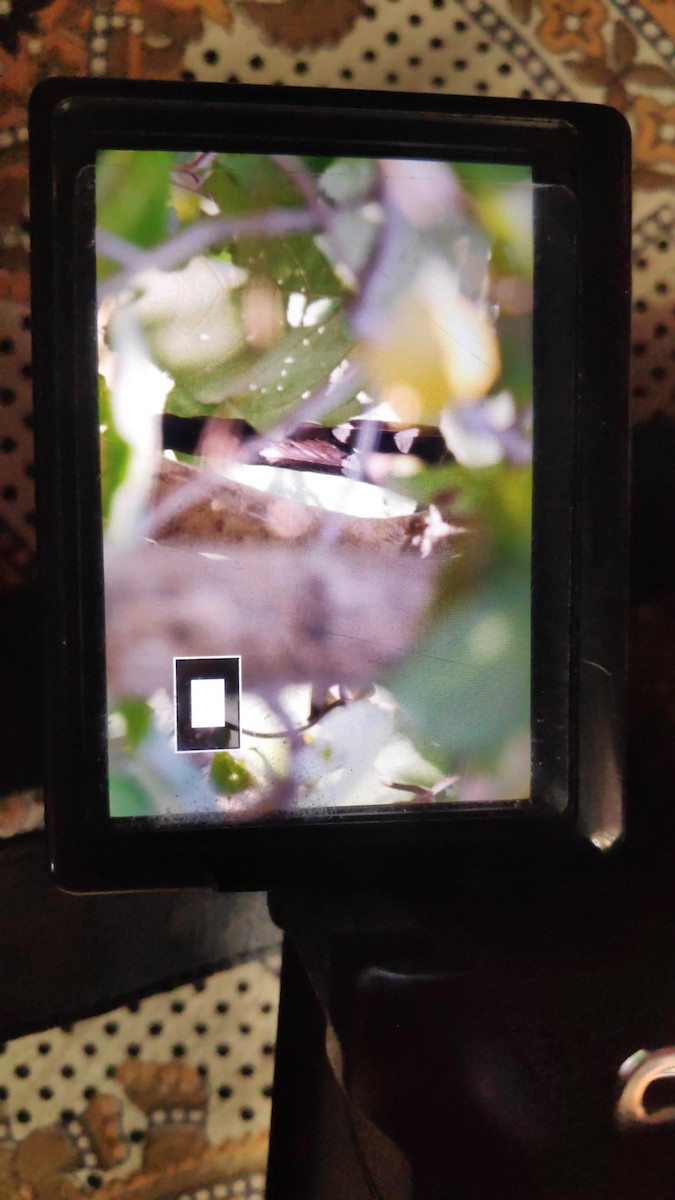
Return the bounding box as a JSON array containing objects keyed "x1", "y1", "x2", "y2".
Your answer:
[{"x1": 0, "y1": 952, "x2": 280, "y2": 1198}]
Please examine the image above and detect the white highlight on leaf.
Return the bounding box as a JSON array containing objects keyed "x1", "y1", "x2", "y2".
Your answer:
[
  {"x1": 122, "y1": 256, "x2": 248, "y2": 393},
  {"x1": 329, "y1": 358, "x2": 351, "y2": 386},
  {"x1": 286, "y1": 292, "x2": 306, "y2": 328},
  {"x1": 303, "y1": 298, "x2": 332, "y2": 327},
  {"x1": 199, "y1": 195, "x2": 220, "y2": 217},
  {"x1": 334, "y1": 263, "x2": 358, "y2": 290}
]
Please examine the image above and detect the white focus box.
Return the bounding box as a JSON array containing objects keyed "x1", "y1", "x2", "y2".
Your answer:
[{"x1": 190, "y1": 677, "x2": 226, "y2": 729}]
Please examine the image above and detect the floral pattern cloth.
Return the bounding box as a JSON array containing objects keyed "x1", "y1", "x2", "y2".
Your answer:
[{"x1": 0, "y1": 953, "x2": 280, "y2": 1199}]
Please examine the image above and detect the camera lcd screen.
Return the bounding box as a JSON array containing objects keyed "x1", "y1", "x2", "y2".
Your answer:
[{"x1": 96, "y1": 150, "x2": 533, "y2": 823}]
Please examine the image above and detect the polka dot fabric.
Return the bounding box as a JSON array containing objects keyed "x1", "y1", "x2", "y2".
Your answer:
[
  {"x1": 0, "y1": 952, "x2": 280, "y2": 1197},
  {"x1": 0, "y1": 0, "x2": 672, "y2": 588}
]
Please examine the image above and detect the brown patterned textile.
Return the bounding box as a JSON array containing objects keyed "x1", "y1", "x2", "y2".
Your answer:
[{"x1": 0, "y1": 953, "x2": 280, "y2": 1198}]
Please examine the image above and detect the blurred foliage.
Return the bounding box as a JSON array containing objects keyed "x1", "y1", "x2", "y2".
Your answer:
[
  {"x1": 210, "y1": 752, "x2": 256, "y2": 795},
  {"x1": 96, "y1": 151, "x2": 173, "y2": 279},
  {"x1": 387, "y1": 569, "x2": 530, "y2": 774},
  {"x1": 453, "y1": 162, "x2": 534, "y2": 278},
  {"x1": 498, "y1": 314, "x2": 533, "y2": 405},
  {"x1": 166, "y1": 302, "x2": 358, "y2": 430},
  {"x1": 208, "y1": 155, "x2": 346, "y2": 298},
  {"x1": 389, "y1": 459, "x2": 531, "y2": 786},
  {"x1": 97, "y1": 149, "x2": 534, "y2": 815},
  {"x1": 109, "y1": 773, "x2": 153, "y2": 817},
  {"x1": 396, "y1": 461, "x2": 531, "y2": 567},
  {"x1": 115, "y1": 698, "x2": 153, "y2": 753},
  {"x1": 98, "y1": 374, "x2": 130, "y2": 525}
]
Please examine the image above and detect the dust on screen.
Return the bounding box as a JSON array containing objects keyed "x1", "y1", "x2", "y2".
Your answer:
[{"x1": 95, "y1": 150, "x2": 533, "y2": 820}]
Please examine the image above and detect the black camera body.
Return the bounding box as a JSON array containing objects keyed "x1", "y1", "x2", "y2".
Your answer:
[{"x1": 29, "y1": 79, "x2": 630, "y2": 892}]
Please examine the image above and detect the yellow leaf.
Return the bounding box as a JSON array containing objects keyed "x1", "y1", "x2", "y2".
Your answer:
[
  {"x1": 359, "y1": 258, "x2": 500, "y2": 423},
  {"x1": 169, "y1": 186, "x2": 203, "y2": 224}
]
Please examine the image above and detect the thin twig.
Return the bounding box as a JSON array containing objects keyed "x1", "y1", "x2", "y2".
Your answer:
[
  {"x1": 271, "y1": 154, "x2": 355, "y2": 276},
  {"x1": 98, "y1": 207, "x2": 323, "y2": 300},
  {"x1": 271, "y1": 154, "x2": 323, "y2": 211},
  {"x1": 384, "y1": 773, "x2": 461, "y2": 801},
  {"x1": 241, "y1": 698, "x2": 346, "y2": 740},
  {"x1": 96, "y1": 229, "x2": 145, "y2": 270}
]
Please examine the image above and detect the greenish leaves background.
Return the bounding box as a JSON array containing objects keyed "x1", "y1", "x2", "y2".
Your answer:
[{"x1": 96, "y1": 150, "x2": 533, "y2": 815}]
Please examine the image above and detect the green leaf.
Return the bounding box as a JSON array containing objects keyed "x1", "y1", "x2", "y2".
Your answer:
[
  {"x1": 496, "y1": 314, "x2": 533, "y2": 405},
  {"x1": 209, "y1": 156, "x2": 346, "y2": 298},
  {"x1": 209, "y1": 155, "x2": 303, "y2": 215},
  {"x1": 96, "y1": 150, "x2": 173, "y2": 278},
  {"x1": 210, "y1": 752, "x2": 255, "y2": 795},
  {"x1": 392, "y1": 461, "x2": 468, "y2": 509},
  {"x1": 98, "y1": 375, "x2": 131, "y2": 525},
  {"x1": 450, "y1": 166, "x2": 534, "y2": 279},
  {"x1": 387, "y1": 569, "x2": 531, "y2": 772},
  {"x1": 302, "y1": 155, "x2": 337, "y2": 174},
  {"x1": 166, "y1": 304, "x2": 357, "y2": 431},
  {"x1": 452, "y1": 162, "x2": 533, "y2": 188},
  {"x1": 320, "y1": 393, "x2": 363, "y2": 427},
  {"x1": 109, "y1": 773, "x2": 153, "y2": 817},
  {"x1": 238, "y1": 232, "x2": 344, "y2": 300},
  {"x1": 318, "y1": 157, "x2": 377, "y2": 206},
  {"x1": 115, "y1": 698, "x2": 153, "y2": 752}
]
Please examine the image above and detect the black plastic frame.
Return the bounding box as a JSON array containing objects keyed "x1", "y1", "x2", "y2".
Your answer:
[{"x1": 29, "y1": 79, "x2": 631, "y2": 892}]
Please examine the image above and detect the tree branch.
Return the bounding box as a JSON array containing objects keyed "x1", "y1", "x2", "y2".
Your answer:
[
  {"x1": 241, "y1": 698, "x2": 346, "y2": 739},
  {"x1": 104, "y1": 540, "x2": 433, "y2": 697},
  {"x1": 149, "y1": 456, "x2": 436, "y2": 555}
]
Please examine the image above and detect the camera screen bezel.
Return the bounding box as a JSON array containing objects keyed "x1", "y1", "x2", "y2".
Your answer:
[{"x1": 29, "y1": 80, "x2": 630, "y2": 892}]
